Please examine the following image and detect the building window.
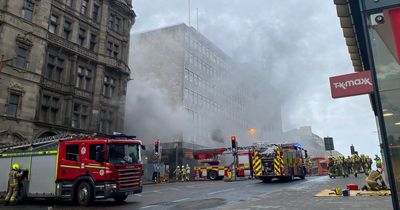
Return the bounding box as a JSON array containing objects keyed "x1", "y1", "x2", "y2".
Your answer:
[
  {"x1": 100, "y1": 110, "x2": 113, "y2": 133},
  {"x1": 15, "y1": 47, "x2": 28, "y2": 69},
  {"x1": 80, "y1": 0, "x2": 88, "y2": 15},
  {"x1": 63, "y1": 20, "x2": 72, "y2": 39},
  {"x1": 46, "y1": 54, "x2": 64, "y2": 82},
  {"x1": 115, "y1": 17, "x2": 121, "y2": 32},
  {"x1": 64, "y1": 0, "x2": 73, "y2": 7},
  {"x1": 75, "y1": 66, "x2": 92, "y2": 91},
  {"x1": 72, "y1": 103, "x2": 88, "y2": 129},
  {"x1": 66, "y1": 144, "x2": 79, "y2": 161},
  {"x1": 77, "y1": 28, "x2": 86, "y2": 46},
  {"x1": 108, "y1": 14, "x2": 115, "y2": 29},
  {"x1": 102, "y1": 76, "x2": 115, "y2": 98},
  {"x1": 6, "y1": 93, "x2": 20, "y2": 118},
  {"x1": 106, "y1": 41, "x2": 119, "y2": 58},
  {"x1": 89, "y1": 33, "x2": 97, "y2": 51},
  {"x1": 49, "y1": 15, "x2": 58, "y2": 34},
  {"x1": 108, "y1": 13, "x2": 122, "y2": 32},
  {"x1": 40, "y1": 95, "x2": 60, "y2": 124},
  {"x1": 23, "y1": 0, "x2": 34, "y2": 21},
  {"x1": 92, "y1": 4, "x2": 100, "y2": 22},
  {"x1": 113, "y1": 44, "x2": 119, "y2": 58}
]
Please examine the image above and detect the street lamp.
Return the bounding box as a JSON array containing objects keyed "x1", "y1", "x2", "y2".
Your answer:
[{"x1": 248, "y1": 128, "x2": 256, "y2": 137}]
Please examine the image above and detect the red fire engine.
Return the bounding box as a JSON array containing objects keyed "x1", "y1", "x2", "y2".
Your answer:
[
  {"x1": 310, "y1": 157, "x2": 329, "y2": 176},
  {"x1": 193, "y1": 148, "x2": 253, "y2": 180},
  {"x1": 255, "y1": 143, "x2": 308, "y2": 182},
  {"x1": 0, "y1": 133, "x2": 145, "y2": 206}
]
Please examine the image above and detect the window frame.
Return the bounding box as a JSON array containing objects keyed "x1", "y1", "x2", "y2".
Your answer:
[
  {"x1": 65, "y1": 144, "x2": 80, "y2": 162},
  {"x1": 72, "y1": 102, "x2": 89, "y2": 129},
  {"x1": 75, "y1": 65, "x2": 92, "y2": 91},
  {"x1": 23, "y1": 0, "x2": 34, "y2": 21},
  {"x1": 45, "y1": 53, "x2": 64, "y2": 82},
  {"x1": 102, "y1": 75, "x2": 115, "y2": 98},
  {"x1": 49, "y1": 14, "x2": 59, "y2": 34},
  {"x1": 92, "y1": 4, "x2": 100, "y2": 22},
  {"x1": 40, "y1": 94, "x2": 60, "y2": 124},
  {"x1": 63, "y1": 20, "x2": 72, "y2": 40},
  {"x1": 6, "y1": 92, "x2": 21, "y2": 118},
  {"x1": 15, "y1": 47, "x2": 28, "y2": 69},
  {"x1": 77, "y1": 27, "x2": 86, "y2": 47},
  {"x1": 80, "y1": 0, "x2": 88, "y2": 15}
]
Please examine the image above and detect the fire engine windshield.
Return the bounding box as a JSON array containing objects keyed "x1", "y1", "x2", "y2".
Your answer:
[{"x1": 107, "y1": 143, "x2": 140, "y2": 164}]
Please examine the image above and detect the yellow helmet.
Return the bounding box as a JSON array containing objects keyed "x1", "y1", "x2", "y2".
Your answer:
[{"x1": 12, "y1": 163, "x2": 20, "y2": 170}]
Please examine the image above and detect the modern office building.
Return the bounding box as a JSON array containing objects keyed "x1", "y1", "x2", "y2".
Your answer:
[
  {"x1": 334, "y1": 0, "x2": 400, "y2": 208},
  {"x1": 0, "y1": 0, "x2": 135, "y2": 144},
  {"x1": 130, "y1": 23, "x2": 282, "y2": 148}
]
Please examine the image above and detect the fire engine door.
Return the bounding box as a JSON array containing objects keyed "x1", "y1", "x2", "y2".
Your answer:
[{"x1": 59, "y1": 143, "x2": 85, "y2": 179}]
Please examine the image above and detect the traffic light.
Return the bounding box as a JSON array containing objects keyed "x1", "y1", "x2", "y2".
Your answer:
[
  {"x1": 231, "y1": 135, "x2": 237, "y2": 150},
  {"x1": 154, "y1": 139, "x2": 159, "y2": 154}
]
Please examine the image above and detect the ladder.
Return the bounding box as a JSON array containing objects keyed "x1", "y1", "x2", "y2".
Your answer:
[
  {"x1": 0, "y1": 133, "x2": 91, "y2": 153},
  {"x1": 0, "y1": 133, "x2": 138, "y2": 153}
]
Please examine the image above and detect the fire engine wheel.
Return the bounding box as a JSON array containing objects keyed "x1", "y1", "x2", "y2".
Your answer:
[
  {"x1": 208, "y1": 170, "x2": 218, "y2": 180},
  {"x1": 114, "y1": 195, "x2": 128, "y2": 203},
  {"x1": 76, "y1": 182, "x2": 93, "y2": 206}
]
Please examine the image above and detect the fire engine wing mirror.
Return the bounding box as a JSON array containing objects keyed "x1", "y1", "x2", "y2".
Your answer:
[
  {"x1": 95, "y1": 146, "x2": 104, "y2": 162},
  {"x1": 141, "y1": 145, "x2": 146, "y2": 151}
]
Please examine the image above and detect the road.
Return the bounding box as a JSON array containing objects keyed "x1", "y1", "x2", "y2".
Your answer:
[{"x1": 1, "y1": 177, "x2": 319, "y2": 210}]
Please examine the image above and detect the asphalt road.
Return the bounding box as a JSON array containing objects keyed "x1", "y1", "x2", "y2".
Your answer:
[{"x1": 0, "y1": 177, "x2": 319, "y2": 210}]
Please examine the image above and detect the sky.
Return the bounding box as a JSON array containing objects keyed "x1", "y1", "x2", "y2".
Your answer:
[{"x1": 128, "y1": 0, "x2": 381, "y2": 157}]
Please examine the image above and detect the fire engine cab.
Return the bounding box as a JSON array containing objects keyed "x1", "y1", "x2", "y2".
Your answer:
[{"x1": 0, "y1": 133, "x2": 145, "y2": 206}]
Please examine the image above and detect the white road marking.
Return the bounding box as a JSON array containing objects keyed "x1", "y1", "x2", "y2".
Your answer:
[
  {"x1": 207, "y1": 188, "x2": 234, "y2": 195},
  {"x1": 172, "y1": 198, "x2": 190, "y2": 202},
  {"x1": 165, "y1": 187, "x2": 181, "y2": 191},
  {"x1": 140, "y1": 205, "x2": 159, "y2": 209},
  {"x1": 134, "y1": 194, "x2": 142, "y2": 197}
]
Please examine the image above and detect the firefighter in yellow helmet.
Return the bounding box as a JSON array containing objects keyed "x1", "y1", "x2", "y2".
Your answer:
[
  {"x1": 4, "y1": 163, "x2": 24, "y2": 206},
  {"x1": 362, "y1": 168, "x2": 387, "y2": 191}
]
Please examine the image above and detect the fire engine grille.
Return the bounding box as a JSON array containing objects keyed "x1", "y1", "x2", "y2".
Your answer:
[{"x1": 117, "y1": 166, "x2": 141, "y2": 191}]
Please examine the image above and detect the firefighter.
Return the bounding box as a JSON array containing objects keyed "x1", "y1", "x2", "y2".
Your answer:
[
  {"x1": 345, "y1": 156, "x2": 352, "y2": 175},
  {"x1": 174, "y1": 166, "x2": 181, "y2": 181},
  {"x1": 4, "y1": 163, "x2": 24, "y2": 206},
  {"x1": 375, "y1": 155, "x2": 382, "y2": 169},
  {"x1": 362, "y1": 169, "x2": 387, "y2": 191},
  {"x1": 181, "y1": 165, "x2": 186, "y2": 181},
  {"x1": 339, "y1": 156, "x2": 348, "y2": 178},
  {"x1": 367, "y1": 155, "x2": 373, "y2": 171},
  {"x1": 306, "y1": 159, "x2": 313, "y2": 176},
  {"x1": 328, "y1": 157, "x2": 336, "y2": 178},
  {"x1": 185, "y1": 164, "x2": 191, "y2": 181}
]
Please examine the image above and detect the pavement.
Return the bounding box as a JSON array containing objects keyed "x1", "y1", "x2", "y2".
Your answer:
[
  {"x1": 0, "y1": 174, "x2": 393, "y2": 210},
  {"x1": 220, "y1": 174, "x2": 393, "y2": 210}
]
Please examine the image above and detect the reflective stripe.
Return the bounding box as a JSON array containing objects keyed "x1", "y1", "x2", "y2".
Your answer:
[
  {"x1": 60, "y1": 165, "x2": 80, "y2": 169},
  {"x1": 86, "y1": 165, "x2": 109, "y2": 169},
  {"x1": 0, "y1": 150, "x2": 57, "y2": 158},
  {"x1": 252, "y1": 151, "x2": 262, "y2": 176}
]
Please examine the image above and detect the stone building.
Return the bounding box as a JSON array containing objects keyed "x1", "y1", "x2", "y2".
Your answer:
[
  {"x1": 0, "y1": 0, "x2": 135, "y2": 144},
  {"x1": 130, "y1": 24, "x2": 282, "y2": 147}
]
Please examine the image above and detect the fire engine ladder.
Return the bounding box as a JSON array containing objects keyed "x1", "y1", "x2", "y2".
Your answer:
[{"x1": 0, "y1": 133, "x2": 90, "y2": 153}]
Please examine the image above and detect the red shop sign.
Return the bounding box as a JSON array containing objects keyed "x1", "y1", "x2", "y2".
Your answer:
[{"x1": 329, "y1": 71, "x2": 374, "y2": 99}]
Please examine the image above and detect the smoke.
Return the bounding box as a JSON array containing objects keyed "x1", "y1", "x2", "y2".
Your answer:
[
  {"x1": 129, "y1": 0, "x2": 381, "y2": 157},
  {"x1": 124, "y1": 79, "x2": 191, "y2": 144}
]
